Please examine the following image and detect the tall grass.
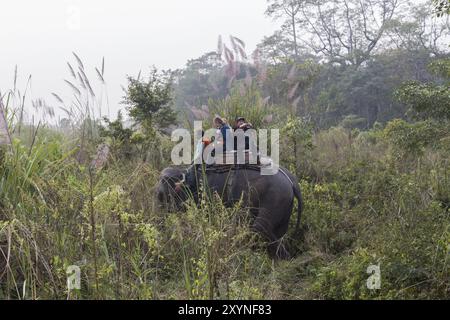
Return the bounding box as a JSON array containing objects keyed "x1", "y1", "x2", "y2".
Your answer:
[
  {"x1": 1, "y1": 116, "x2": 448, "y2": 299},
  {"x1": 1, "y1": 53, "x2": 448, "y2": 299},
  {"x1": 208, "y1": 82, "x2": 276, "y2": 129}
]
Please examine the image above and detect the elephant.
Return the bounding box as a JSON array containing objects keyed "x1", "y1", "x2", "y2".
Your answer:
[{"x1": 155, "y1": 164, "x2": 303, "y2": 259}]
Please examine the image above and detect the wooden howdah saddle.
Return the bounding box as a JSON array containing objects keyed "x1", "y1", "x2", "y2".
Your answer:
[{"x1": 203, "y1": 150, "x2": 273, "y2": 173}]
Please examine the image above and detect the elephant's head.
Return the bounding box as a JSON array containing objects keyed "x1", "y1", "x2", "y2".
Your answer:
[{"x1": 155, "y1": 167, "x2": 188, "y2": 211}]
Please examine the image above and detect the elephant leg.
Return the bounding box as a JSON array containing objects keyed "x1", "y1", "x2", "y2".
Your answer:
[
  {"x1": 267, "y1": 237, "x2": 290, "y2": 260},
  {"x1": 251, "y1": 212, "x2": 290, "y2": 260}
]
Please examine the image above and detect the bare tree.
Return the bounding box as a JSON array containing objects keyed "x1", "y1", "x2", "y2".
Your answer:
[
  {"x1": 295, "y1": 0, "x2": 402, "y2": 67},
  {"x1": 386, "y1": 2, "x2": 450, "y2": 56},
  {"x1": 266, "y1": 0, "x2": 303, "y2": 58},
  {"x1": 256, "y1": 31, "x2": 299, "y2": 64}
]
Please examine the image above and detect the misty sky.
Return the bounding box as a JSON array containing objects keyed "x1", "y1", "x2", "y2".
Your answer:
[{"x1": 0, "y1": 0, "x2": 278, "y2": 121}]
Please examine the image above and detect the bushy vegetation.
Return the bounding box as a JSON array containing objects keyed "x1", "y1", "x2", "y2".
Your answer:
[
  {"x1": 0, "y1": 0, "x2": 449, "y2": 300},
  {"x1": 1, "y1": 95, "x2": 448, "y2": 299}
]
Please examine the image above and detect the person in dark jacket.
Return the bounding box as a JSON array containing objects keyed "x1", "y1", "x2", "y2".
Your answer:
[
  {"x1": 234, "y1": 116, "x2": 253, "y2": 132},
  {"x1": 213, "y1": 116, "x2": 232, "y2": 153},
  {"x1": 233, "y1": 116, "x2": 253, "y2": 151}
]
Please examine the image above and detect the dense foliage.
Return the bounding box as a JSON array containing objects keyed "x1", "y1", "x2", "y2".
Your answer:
[
  {"x1": 0, "y1": 0, "x2": 449, "y2": 300},
  {"x1": 0, "y1": 113, "x2": 448, "y2": 299}
]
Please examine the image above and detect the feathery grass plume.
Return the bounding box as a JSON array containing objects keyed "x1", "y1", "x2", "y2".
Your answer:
[
  {"x1": 86, "y1": 81, "x2": 95, "y2": 98},
  {"x1": 95, "y1": 68, "x2": 105, "y2": 84},
  {"x1": 64, "y1": 79, "x2": 81, "y2": 96},
  {"x1": 252, "y1": 49, "x2": 268, "y2": 83},
  {"x1": 229, "y1": 35, "x2": 239, "y2": 56},
  {"x1": 224, "y1": 45, "x2": 234, "y2": 64},
  {"x1": 72, "y1": 51, "x2": 84, "y2": 70},
  {"x1": 231, "y1": 35, "x2": 245, "y2": 49},
  {"x1": 16, "y1": 74, "x2": 32, "y2": 135},
  {"x1": 55, "y1": 53, "x2": 108, "y2": 150},
  {"x1": 78, "y1": 67, "x2": 95, "y2": 97},
  {"x1": 78, "y1": 67, "x2": 89, "y2": 86},
  {"x1": 208, "y1": 82, "x2": 273, "y2": 129},
  {"x1": 32, "y1": 99, "x2": 55, "y2": 119},
  {"x1": 0, "y1": 96, "x2": 12, "y2": 145},
  {"x1": 217, "y1": 35, "x2": 223, "y2": 59},
  {"x1": 77, "y1": 71, "x2": 87, "y2": 89},
  {"x1": 28, "y1": 120, "x2": 41, "y2": 155},
  {"x1": 223, "y1": 45, "x2": 237, "y2": 85},
  {"x1": 13, "y1": 65, "x2": 18, "y2": 92},
  {"x1": 220, "y1": 35, "x2": 251, "y2": 87},
  {"x1": 51, "y1": 93, "x2": 64, "y2": 104},
  {"x1": 67, "y1": 62, "x2": 77, "y2": 79},
  {"x1": 238, "y1": 46, "x2": 247, "y2": 61},
  {"x1": 244, "y1": 68, "x2": 253, "y2": 87},
  {"x1": 229, "y1": 35, "x2": 247, "y2": 61}
]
